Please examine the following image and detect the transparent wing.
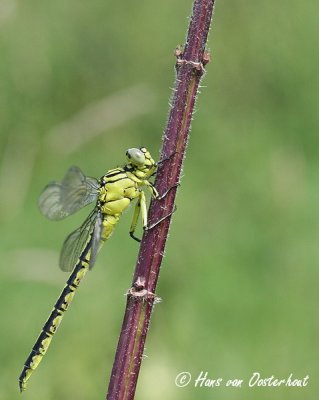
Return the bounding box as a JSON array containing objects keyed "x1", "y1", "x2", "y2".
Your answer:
[
  {"x1": 38, "y1": 166, "x2": 99, "y2": 221},
  {"x1": 89, "y1": 210, "x2": 103, "y2": 270},
  {"x1": 59, "y1": 209, "x2": 99, "y2": 272}
]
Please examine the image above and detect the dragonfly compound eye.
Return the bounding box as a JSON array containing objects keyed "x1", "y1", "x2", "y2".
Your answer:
[{"x1": 126, "y1": 148, "x2": 146, "y2": 166}]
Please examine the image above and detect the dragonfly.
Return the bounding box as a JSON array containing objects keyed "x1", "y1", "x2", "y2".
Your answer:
[{"x1": 19, "y1": 147, "x2": 165, "y2": 392}]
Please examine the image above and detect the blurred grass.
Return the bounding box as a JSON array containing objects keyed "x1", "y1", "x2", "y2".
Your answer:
[{"x1": 1, "y1": 0, "x2": 319, "y2": 399}]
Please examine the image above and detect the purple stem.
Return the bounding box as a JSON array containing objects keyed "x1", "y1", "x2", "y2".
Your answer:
[{"x1": 106, "y1": 1, "x2": 216, "y2": 399}]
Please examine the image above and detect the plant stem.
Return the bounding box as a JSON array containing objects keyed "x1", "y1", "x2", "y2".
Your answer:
[{"x1": 106, "y1": 1, "x2": 216, "y2": 399}]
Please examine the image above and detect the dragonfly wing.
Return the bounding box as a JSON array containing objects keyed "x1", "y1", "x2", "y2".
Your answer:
[
  {"x1": 59, "y1": 209, "x2": 98, "y2": 272},
  {"x1": 89, "y1": 210, "x2": 103, "y2": 270},
  {"x1": 38, "y1": 166, "x2": 99, "y2": 220}
]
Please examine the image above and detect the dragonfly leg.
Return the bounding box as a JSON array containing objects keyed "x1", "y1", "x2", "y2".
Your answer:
[
  {"x1": 129, "y1": 191, "x2": 147, "y2": 243},
  {"x1": 155, "y1": 150, "x2": 179, "y2": 168},
  {"x1": 156, "y1": 182, "x2": 180, "y2": 200},
  {"x1": 145, "y1": 181, "x2": 159, "y2": 198},
  {"x1": 129, "y1": 182, "x2": 179, "y2": 241},
  {"x1": 144, "y1": 180, "x2": 179, "y2": 200},
  {"x1": 150, "y1": 150, "x2": 179, "y2": 177},
  {"x1": 144, "y1": 205, "x2": 177, "y2": 231}
]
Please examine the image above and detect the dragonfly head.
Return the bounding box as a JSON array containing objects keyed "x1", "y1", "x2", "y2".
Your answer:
[{"x1": 126, "y1": 147, "x2": 157, "y2": 178}]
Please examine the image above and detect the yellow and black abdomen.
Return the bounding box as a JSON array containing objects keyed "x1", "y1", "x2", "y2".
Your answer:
[{"x1": 19, "y1": 247, "x2": 91, "y2": 391}]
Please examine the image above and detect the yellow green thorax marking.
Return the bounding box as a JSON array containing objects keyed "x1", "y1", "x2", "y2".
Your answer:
[{"x1": 19, "y1": 147, "x2": 159, "y2": 392}]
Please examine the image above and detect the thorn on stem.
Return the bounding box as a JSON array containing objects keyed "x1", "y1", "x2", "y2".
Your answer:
[
  {"x1": 174, "y1": 45, "x2": 211, "y2": 72},
  {"x1": 126, "y1": 277, "x2": 158, "y2": 301}
]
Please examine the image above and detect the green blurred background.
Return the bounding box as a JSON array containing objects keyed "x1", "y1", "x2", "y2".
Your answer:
[{"x1": 0, "y1": 0, "x2": 318, "y2": 399}]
